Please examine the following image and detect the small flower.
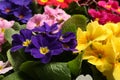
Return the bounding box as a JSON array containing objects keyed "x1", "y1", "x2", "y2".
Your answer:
[
  {"x1": 88, "y1": 9, "x2": 120, "y2": 24},
  {"x1": 0, "y1": 61, "x2": 13, "y2": 74},
  {"x1": 0, "y1": 18, "x2": 14, "y2": 52},
  {"x1": 0, "y1": 1, "x2": 14, "y2": 16},
  {"x1": 30, "y1": 34, "x2": 63, "y2": 63},
  {"x1": 37, "y1": 0, "x2": 51, "y2": 5},
  {"x1": 32, "y1": 22, "x2": 61, "y2": 37},
  {"x1": 11, "y1": 29, "x2": 32, "y2": 52},
  {"x1": 76, "y1": 74, "x2": 93, "y2": 80},
  {"x1": 76, "y1": 21, "x2": 110, "y2": 51},
  {"x1": 98, "y1": 0, "x2": 119, "y2": 10},
  {"x1": 13, "y1": 7, "x2": 32, "y2": 23},
  {"x1": 83, "y1": 41, "x2": 115, "y2": 72},
  {"x1": 52, "y1": 0, "x2": 78, "y2": 8},
  {"x1": 0, "y1": 18, "x2": 14, "y2": 29}
]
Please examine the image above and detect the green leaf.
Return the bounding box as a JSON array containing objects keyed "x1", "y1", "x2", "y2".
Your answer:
[
  {"x1": 64, "y1": 2, "x2": 88, "y2": 16},
  {"x1": 67, "y1": 51, "x2": 84, "y2": 77},
  {"x1": 7, "y1": 50, "x2": 27, "y2": 71},
  {"x1": 0, "y1": 75, "x2": 4, "y2": 80},
  {"x1": 12, "y1": 22, "x2": 26, "y2": 31},
  {"x1": 2, "y1": 71, "x2": 33, "y2": 80},
  {"x1": 4, "y1": 28, "x2": 18, "y2": 44},
  {"x1": 20, "y1": 61, "x2": 71, "y2": 80},
  {"x1": 62, "y1": 15, "x2": 88, "y2": 34}
]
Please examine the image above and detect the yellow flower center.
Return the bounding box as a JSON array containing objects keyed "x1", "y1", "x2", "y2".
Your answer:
[
  {"x1": 22, "y1": 39, "x2": 31, "y2": 47},
  {"x1": 0, "y1": 66, "x2": 3, "y2": 70},
  {"x1": 5, "y1": 8, "x2": 11, "y2": 13},
  {"x1": 40, "y1": 0, "x2": 48, "y2": 2},
  {"x1": 0, "y1": 28, "x2": 5, "y2": 33},
  {"x1": 105, "y1": 4, "x2": 111, "y2": 9},
  {"x1": 117, "y1": 8, "x2": 120, "y2": 13},
  {"x1": 63, "y1": 44, "x2": 69, "y2": 49},
  {"x1": 19, "y1": 15, "x2": 24, "y2": 19},
  {"x1": 57, "y1": 0, "x2": 64, "y2": 2},
  {"x1": 98, "y1": 53, "x2": 103, "y2": 59},
  {"x1": 95, "y1": 18, "x2": 99, "y2": 21},
  {"x1": 116, "y1": 54, "x2": 120, "y2": 63},
  {"x1": 39, "y1": 47, "x2": 49, "y2": 55}
]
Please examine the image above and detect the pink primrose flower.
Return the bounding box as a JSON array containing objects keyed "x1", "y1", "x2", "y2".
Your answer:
[
  {"x1": 26, "y1": 6, "x2": 71, "y2": 31},
  {"x1": 0, "y1": 18, "x2": 14, "y2": 29},
  {"x1": 0, "y1": 18, "x2": 14, "y2": 51}
]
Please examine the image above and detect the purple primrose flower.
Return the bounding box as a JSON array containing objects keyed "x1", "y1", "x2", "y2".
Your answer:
[
  {"x1": 0, "y1": 1, "x2": 14, "y2": 16},
  {"x1": 11, "y1": 29, "x2": 32, "y2": 52},
  {"x1": 30, "y1": 34, "x2": 63, "y2": 63},
  {"x1": 32, "y1": 22, "x2": 61, "y2": 38},
  {"x1": 13, "y1": 7, "x2": 32, "y2": 23}
]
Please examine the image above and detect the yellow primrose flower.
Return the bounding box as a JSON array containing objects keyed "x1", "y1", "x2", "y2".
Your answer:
[
  {"x1": 76, "y1": 21, "x2": 110, "y2": 51},
  {"x1": 104, "y1": 22, "x2": 120, "y2": 37},
  {"x1": 83, "y1": 41, "x2": 115, "y2": 72},
  {"x1": 110, "y1": 37, "x2": 120, "y2": 80}
]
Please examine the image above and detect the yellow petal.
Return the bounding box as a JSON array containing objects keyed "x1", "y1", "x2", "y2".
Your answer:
[{"x1": 113, "y1": 64, "x2": 120, "y2": 80}]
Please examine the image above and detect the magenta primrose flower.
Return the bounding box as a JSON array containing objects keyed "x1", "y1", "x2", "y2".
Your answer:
[
  {"x1": 88, "y1": 9, "x2": 120, "y2": 24},
  {"x1": 98, "y1": 0, "x2": 120, "y2": 14}
]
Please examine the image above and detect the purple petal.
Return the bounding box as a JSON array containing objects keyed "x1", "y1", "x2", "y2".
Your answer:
[
  {"x1": 31, "y1": 36, "x2": 40, "y2": 48},
  {"x1": 11, "y1": 45, "x2": 23, "y2": 52},
  {"x1": 40, "y1": 53, "x2": 51, "y2": 63},
  {"x1": 31, "y1": 48, "x2": 44, "y2": 58}
]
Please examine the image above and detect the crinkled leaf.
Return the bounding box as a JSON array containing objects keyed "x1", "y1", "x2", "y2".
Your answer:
[
  {"x1": 2, "y1": 71, "x2": 33, "y2": 80},
  {"x1": 4, "y1": 28, "x2": 18, "y2": 44},
  {"x1": 20, "y1": 61, "x2": 71, "y2": 80},
  {"x1": 62, "y1": 15, "x2": 88, "y2": 34}
]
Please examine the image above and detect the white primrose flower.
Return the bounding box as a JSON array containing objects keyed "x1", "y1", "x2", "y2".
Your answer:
[
  {"x1": 76, "y1": 74, "x2": 93, "y2": 80},
  {"x1": 0, "y1": 61, "x2": 13, "y2": 74}
]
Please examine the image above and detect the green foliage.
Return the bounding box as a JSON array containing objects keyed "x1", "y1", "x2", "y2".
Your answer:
[
  {"x1": 68, "y1": 51, "x2": 83, "y2": 77},
  {"x1": 80, "y1": 61, "x2": 106, "y2": 80},
  {"x1": 64, "y1": 2, "x2": 88, "y2": 16},
  {"x1": 4, "y1": 28, "x2": 18, "y2": 44},
  {"x1": 0, "y1": 75, "x2": 4, "y2": 80},
  {"x1": 2, "y1": 71, "x2": 33, "y2": 80},
  {"x1": 30, "y1": 1, "x2": 44, "y2": 14},
  {"x1": 7, "y1": 50, "x2": 27, "y2": 71},
  {"x1": 62, "y1": 14, "x2": 88, "y2": 34},
  {"x1": 12, "y1": 22, "x2": 26, "y2": 31},
  {"x1": 20, "y1": 61, "x2": 71, "y2": 80}
]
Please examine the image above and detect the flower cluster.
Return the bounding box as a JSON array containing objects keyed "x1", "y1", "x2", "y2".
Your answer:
[
  {"x1": 26, "y1": 5, "x2": 71, "y2": 31},
  {"x1": 76, "y1": 21, "x2": 120, "y2": 80},
  {"x1": 0, "y1": 0, "x2": 32, "y2": 23},
  {"x1": 11, "y1": 23, "x2": 77, "y2": 63},
  {"x1": 88, "y1": 0, "x2": 120, "y2": 24},
  {"x1": 37, "y1": 0, "x2": 78, "y2": 8}
]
